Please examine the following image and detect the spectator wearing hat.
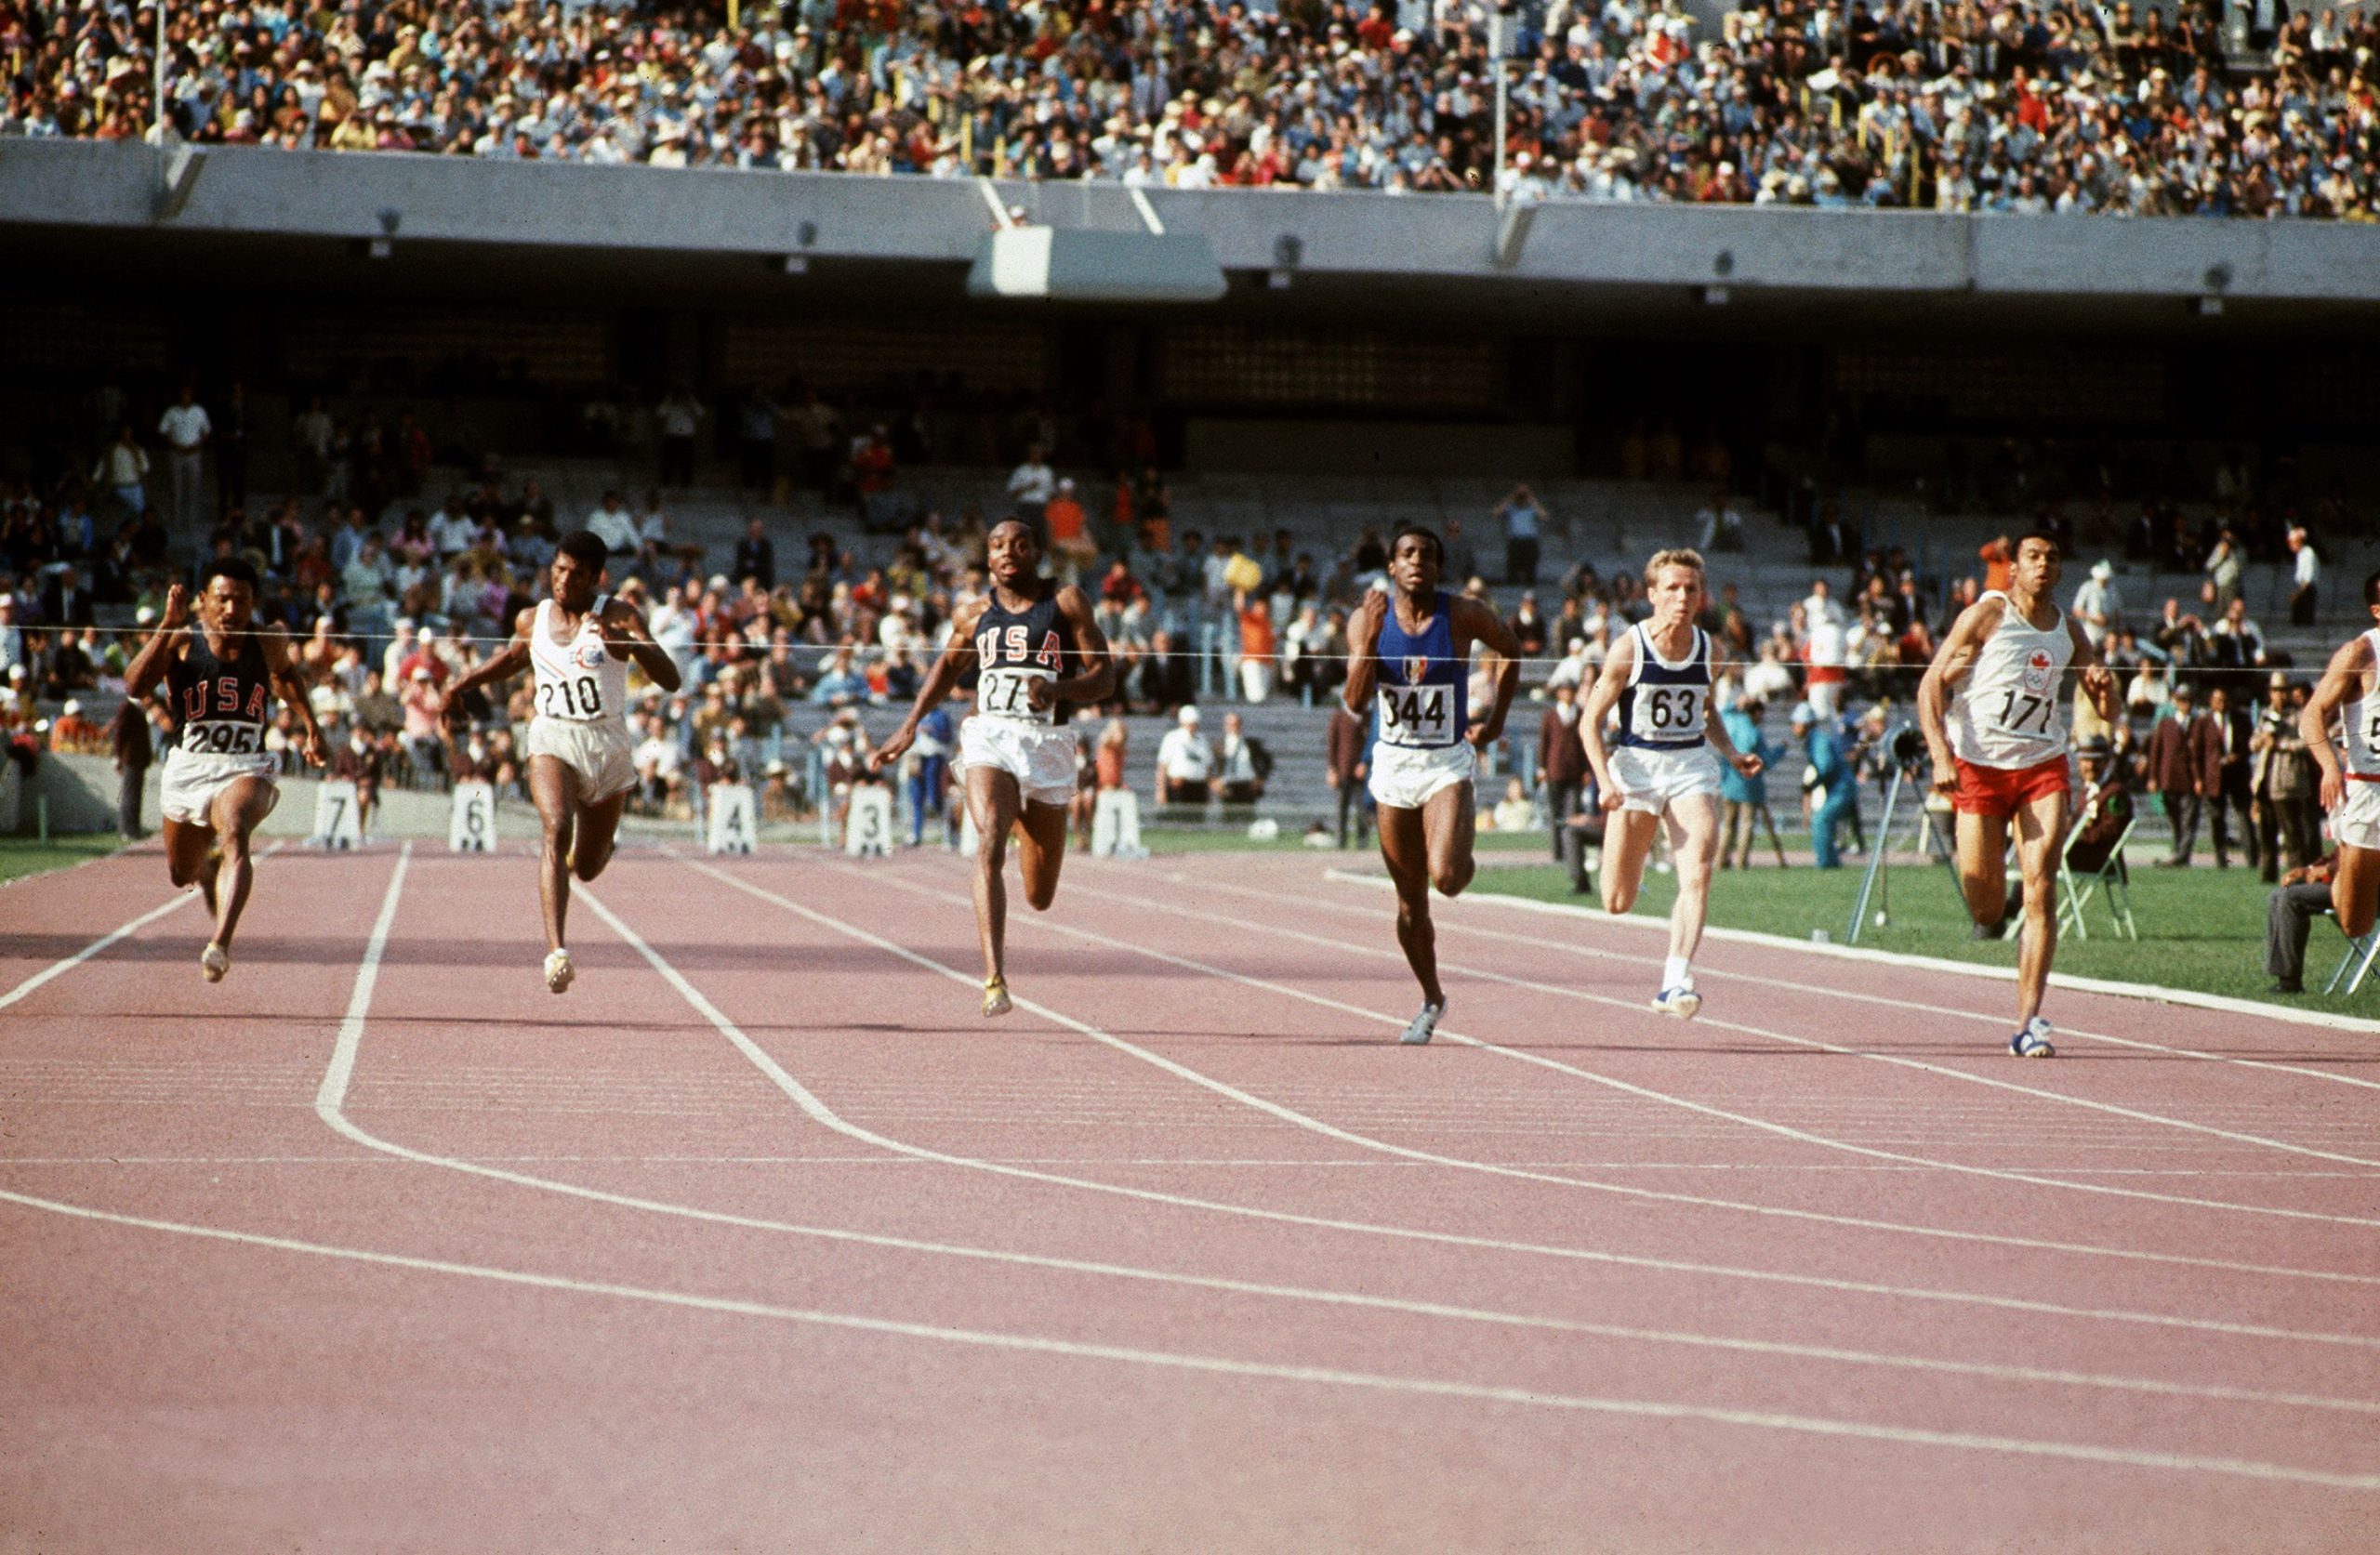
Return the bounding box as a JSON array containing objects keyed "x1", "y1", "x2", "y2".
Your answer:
[
  {"x1": 1793, "y1": 703, "x2": 1857, "y2": 869},
  {"x1": 2251, "y1": 673, "x2": 2319, "y2": 879},
  {"x1": 2147, "y1": 683, "x2": 2221, "y2": 865},
  {"x1": 2071, "y1": 560, "x2": 2122, "y2": 651},
  {"x1": 1155, "y1": 705, "x2": 1215, "y2": 807},
  {"x1": 49, "y1": 697, "x2": 104, "y2": 754}
]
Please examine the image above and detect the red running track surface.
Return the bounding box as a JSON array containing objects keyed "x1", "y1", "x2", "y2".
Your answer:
[{"x1": 3, "y1": 842, "x2": 2376, "y2": 1549}]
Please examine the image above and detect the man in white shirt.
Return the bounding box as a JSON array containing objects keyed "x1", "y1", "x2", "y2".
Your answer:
[
  {"x1": 1214, "y1": 710, "x2": 1264, "y2": 804},
  {"x1": 586, "y1": 491, "x2": 640, "y2": 558},
  {"x1": 2288, "y1": 527, "x2": 2320, "y2": 626},
  {"x1": 157, "y1": 387, "x2": 212, "y2": 531},
  {"x1": 1006, "y1": 444, "x2": 1055, "y2": 527},
  {"x1": 2070, "y1": 560, "x2": 2122, "y2": 648},
  {"x1": 1154, "y1": 705, "x2": 1215, "y2": 804},
  {"x1": 1801, "y1": 577, "x2": 1846, "y2": 630},
  {"x1": 427, "y1": 497, "x2": 478, "y2": 560},
  {"x1": 1694, "y1": 491, "x2": 1744, "y2": 552}
]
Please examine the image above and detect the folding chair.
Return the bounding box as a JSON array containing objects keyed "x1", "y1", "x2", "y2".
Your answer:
[
  {"x1": 2325, "y1": 916, "x2": 2380, "y2": 995},
  {"x1": 2056, "y1": 818, "x2": 2137, "y2": 942}
]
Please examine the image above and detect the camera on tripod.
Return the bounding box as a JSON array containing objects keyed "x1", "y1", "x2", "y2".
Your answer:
[{"x1": 1886, "y1": 723, "x2": 1928, "y2": 774}]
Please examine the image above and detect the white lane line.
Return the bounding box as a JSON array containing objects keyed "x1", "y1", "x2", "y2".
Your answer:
[
  {"x1": 1065, "y1": 876, "x2": 2380, "y2": 1200},
  {"x1": 11, "y1": 1156, "x2": 2372, "y2": 1177},
  {"x1": 670, "y1": 857, "x2": 2380, "y2": 1347},
  {"x1": 1286, "y1": 871, "x2": 2380, "y2": 1092},
  {"x1": 309, "y1": 853, "x2": 2380, "y2": 1419},
  {"x1": 855, "y1": 863, "x2": 2380, "y2": 1266},
  {"x1": 0, "y1": 842, "x2": 287, "y2": 1015},
  {"x1": 7, "y1": 1186, "x2": 2374, "y2": 1491}
]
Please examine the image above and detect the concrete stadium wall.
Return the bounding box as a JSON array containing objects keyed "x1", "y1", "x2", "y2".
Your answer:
[{"x1": 7, "y1": 140, "x2": 2377, "y2": 304}]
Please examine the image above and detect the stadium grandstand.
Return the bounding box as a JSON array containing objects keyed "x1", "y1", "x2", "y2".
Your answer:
[
  {"x1": 8, "y1": 0, "x2": 2380, "y2": 216},
  {"x1": 3, "y1": 5, "x2": 2380, "y2": 1546}
]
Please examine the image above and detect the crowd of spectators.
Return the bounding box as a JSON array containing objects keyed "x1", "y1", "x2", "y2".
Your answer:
[{"x1": 9, "y1": 0, "x2": 2377, "y2": 217}]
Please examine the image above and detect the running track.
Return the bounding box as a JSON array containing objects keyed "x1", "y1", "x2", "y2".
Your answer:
[{"x1": 3, "y1": 843, "x2": 2376, "y2": 1549}]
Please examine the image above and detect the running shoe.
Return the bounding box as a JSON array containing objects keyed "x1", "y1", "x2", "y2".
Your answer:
[
  {"x1": 543, "y1": 948, "x2": 575, "y2": 995},
  {"x1": 1651, "y1": 985, "x2": 1702, "y2": 1020},
  {"x1": 983, "y1": 976, "x2": 1013, "y2": 1018},
  {"x1": 2009, "y1": 1017, "x2": 2056, "y2": 1058},
  {"x1": 199, "y1": 942, "x2": 230, "y2": 982},
  {"x1": 1399, "y1": 1002, "x2": 1445, "y2": 1045}
]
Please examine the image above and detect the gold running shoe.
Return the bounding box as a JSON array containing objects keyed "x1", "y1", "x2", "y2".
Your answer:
[
  {"x1": 200, "y1": 942, "x2": 231, "y2": 982},
  {"x1": 982, "y1": 976, "x2": 1013, "y2": 1018}
]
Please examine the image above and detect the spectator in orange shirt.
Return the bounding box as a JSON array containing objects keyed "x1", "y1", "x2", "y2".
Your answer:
[
  {"x1": 1238, "y1": 597, "x2": 1277, "y2": 703},
  {"x1": 1980, "y1": 534, "x2": 2014, "y2": 595},
  {"x1": 1046, "y1": 478, "x2": 1095, "y2": 582},
  {"x1": 49, "y1": 698, "x2": 107, "y2": 754}
]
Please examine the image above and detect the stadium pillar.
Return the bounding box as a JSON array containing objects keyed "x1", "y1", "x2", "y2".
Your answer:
[{"x1": 152, "y1": 0, "x2": 165, "y2": 142}]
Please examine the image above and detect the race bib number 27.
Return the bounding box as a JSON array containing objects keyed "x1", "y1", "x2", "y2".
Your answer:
[{"x1": 978, "y1": 666, "x2": 1051, "y2": 718}]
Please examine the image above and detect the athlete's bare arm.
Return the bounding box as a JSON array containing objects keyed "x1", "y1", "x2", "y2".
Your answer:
[
  {"x1": 1340, "y1": 590, "x2": 1387, "y2": 717},
  {"x1": 2303, "y1": 633, "x2": 2373, "y2": 813},
  {"x1": 258, "y1": 626, "x2": 328, "y2": 768},
  {"x1": 122, "y1": 583, "x2": 191, "y2": 702},
  {"x1": 597, "y1": 596, "x2": 681, "y2": 694},
  {"x1": 872, "y1": 596, "x2": 990, "y2": 771},
  {"x1": 1029, "y1": 586, "x2": 1115, "y2": 712},
  {"x1": 1579, "y1": 628, "x2": 1638, "y2": 810},
  {"x1": 1450, "y1": 595, "x2": 1522, "y2": 750},
  {"x1": 436, "y1": 607, "x2": 535, "y2": 714},
  {"x1": 2063, "y1": 617, "x2": 2118, "y2": 722},
  {"x1": 1918, "y1": 596, "x2": 2006, "y2": 794}
]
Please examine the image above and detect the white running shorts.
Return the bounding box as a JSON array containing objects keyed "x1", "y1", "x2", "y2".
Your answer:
[
  {"x1": 527, "y1": 715, "x2": 638, "y2": 802},
  {"x1": 960, "y1": 717, "x2": 1078, "y2": 809},
  {"x1": 2334, "y1": 778, "x2": 2380, "y2": 852},
  {"x1": 1368, "y1": 740, "x2": 1476, "y2": 811},
  {"x1": 1609, "y1": 743, "x2": 1725, "y2": 816},
  {"x1": 158, "y1": 746, "x2": 279, "y2": 826}
]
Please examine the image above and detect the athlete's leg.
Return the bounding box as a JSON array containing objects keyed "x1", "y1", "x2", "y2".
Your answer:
[
  {"x1": 966, "y1": 765, "x2": 1024, "y2": 990},
  {"x1": 1953, "y1": 810, "x2": 2012, "y2": 929},
  {"x1": 1600, "y1": 809, "x2": 1661, "y2": 915},
  {"x1": 1376, "y1": 802, "x2": 1444, "y2": 1008},
  {"x1": 528, "y1": 755, "x2": 585, "y2": 955},
  {"x1": 569, "y1": 788, "x2": 630, "y2": 882},
  {"x1": 2011, "y1": 786, "x2": 2071, "y2": 1028},
  {"x1": 1421, "y1": 777, "x2": 1476, "y2": 898},
  {"x1": 202, "y1": 775, "x2": 280, "y2": 957},
  {"x1": 1014, "y1": 797, "x2": 1071, "y2": 912},
  {"x1": 1664, "y1": 792, "x2": 1723, "y2": 967},
  {"x1": 164, "y1": 815, "x2": 214, "y2": 890},
  {"x1": 2334, "y1": 845, "x2": 2380, "y2": 940}
]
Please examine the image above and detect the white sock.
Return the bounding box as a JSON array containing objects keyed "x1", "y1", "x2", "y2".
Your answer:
[{"x1": 1663, "y1": 955, "x2": 1690, "y2": 989}]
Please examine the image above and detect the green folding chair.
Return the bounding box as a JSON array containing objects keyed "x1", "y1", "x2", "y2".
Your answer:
[{"x1": 2056, "y1": 818, "x2": 2137, "y2": 942}]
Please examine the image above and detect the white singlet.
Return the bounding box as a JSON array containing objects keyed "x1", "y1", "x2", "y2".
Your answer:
[
  {"x1": 529, "y1": 595, "x2": 629, "y2": 724},
  {"x1": 2338, "y1": 627, "x2": 2380, "y2": 778},
  {"x1": 1950, "y1": 591, "x2": 2073, "y2": 771}
]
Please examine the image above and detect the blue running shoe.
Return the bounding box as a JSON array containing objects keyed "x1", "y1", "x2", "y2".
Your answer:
[
  {"x1": 2009, "y1": 1017, "x2": 2056, "y2": 1058},
  {"x1": 1652, "y1": 985, "x2": 1702, "y2": 1020}
]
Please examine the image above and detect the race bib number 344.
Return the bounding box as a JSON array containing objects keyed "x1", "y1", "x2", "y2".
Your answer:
[{"x1": 1378, "y1": 684, "x2": 1453, "y2": 745}]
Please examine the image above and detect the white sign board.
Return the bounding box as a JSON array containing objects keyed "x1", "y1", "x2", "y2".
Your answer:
[
  {"x1": 1091, "y1": 787, "x2": 1145, "y2": 858},
  {"x1": 449, "y1": 781, "x2": 495, "y2": 851},
  {"x1": 845, "y1": 785, "x2": 893, "y2": 856},
  {"x1": 311, "y1": 779, "x2": 362, "y2": 850},
  {"x1": 707, "y1": 783, "x2": 757, "y2": 854}
]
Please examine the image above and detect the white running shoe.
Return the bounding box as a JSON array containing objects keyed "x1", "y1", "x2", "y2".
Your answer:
[
  {"x1": 2009, "y1": 1016, "x2": 2056, "y2": 1058},
  {"x1": 1651, "y1": 985, "x2": 1701, "y2": 1020},
  {"x1": 200, "y1": 943, "x2": 231, "y2": 983},
  {"x1": 1399, "y1": 1002, "x2": 1445, "y2": 1045},
  {"x1": 543, "y1": 948, "x2": 575, "y2": 995}
]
